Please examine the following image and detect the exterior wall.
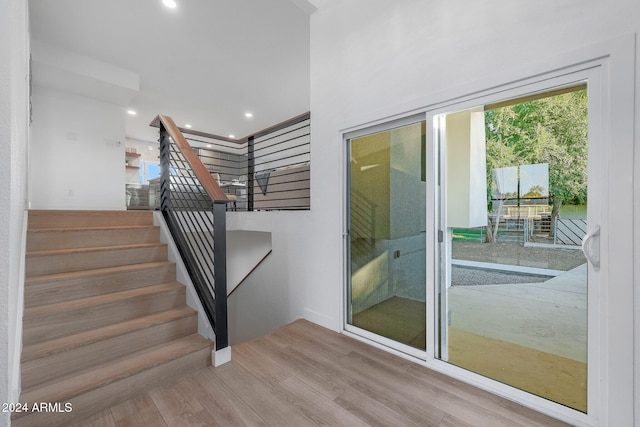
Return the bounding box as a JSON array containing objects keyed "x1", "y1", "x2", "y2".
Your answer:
[
  {"x1": 446, "y1": 109, "x2": 487, "y2": 228},
  {"x1": 0, "y1": 0, "x2": 30, "y2": 419}
]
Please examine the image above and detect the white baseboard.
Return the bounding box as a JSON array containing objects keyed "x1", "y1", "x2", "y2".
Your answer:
[{"x1": 303, "y1": 308, "x2": 338, "y2": 331}]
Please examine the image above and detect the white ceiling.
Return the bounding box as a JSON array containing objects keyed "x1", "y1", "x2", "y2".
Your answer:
[{"x1": 29, "y1": 0, "x2": 312, "y2": 142}]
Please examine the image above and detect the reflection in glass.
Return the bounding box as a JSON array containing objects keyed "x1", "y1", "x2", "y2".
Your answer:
[{"x1": 348, "y1": 122, "x2": 426, "y2": 350}]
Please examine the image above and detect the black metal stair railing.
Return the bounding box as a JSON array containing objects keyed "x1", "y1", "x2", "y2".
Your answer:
[
  {"x1": 180, "y1": 112, "x2": 311, "y2": 211},
  {"x1": 156, "y1": 115, "x2": 229, "y2": 351},
  {"x1": 150, "y1": 112, "x2": 311, "y2": 354}
]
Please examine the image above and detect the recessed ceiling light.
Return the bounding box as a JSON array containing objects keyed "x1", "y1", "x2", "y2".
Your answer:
[
  {"x1": 244, "y1": 112, "x2": 253, "y2": 118},
  {"x1": 228, "y1": 134, "x2": 235, "y2": 139},
  {"x1": 162, "y1": 0, "x2": 177, "y2": 9},
  {"x1": 184, "y1": 124, "x2": 192, "y2": 128},
  {"x1": 127, "y1": 110, "x2": 137, "y2": 116},
  {"x1": 206, "y1": 144, "x2": 212, "y2": 148}
]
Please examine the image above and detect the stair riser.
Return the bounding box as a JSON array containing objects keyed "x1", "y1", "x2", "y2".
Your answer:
[
  {"x1": 18, "y1": 210, "x2": 212, "y2": 427},
  {"x1": 27, "y1": 227, "x2": 161, "y2": 251},
  {"x1": 28, "y1": 210, "x2": 154, "y2": 229},
  {"x1": 12, "y1": 346, "x2": 210, "y2": 427},
  {"x1": 26, "y1": 245, "x2": 168, "y2": 276},
  {"x1": 25, "y1": 263, "x2": 177, "y2": 308},
  {"x1": 23, "y1": 287, "x2": 186, "y2": 345},
  {"x1": 22, "y1": 314, "x2": 198, "y2": 391}
]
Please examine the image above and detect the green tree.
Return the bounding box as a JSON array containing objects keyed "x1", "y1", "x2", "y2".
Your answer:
[
  {"x1": 484, "y1": 89, "x2": 588, "y2": 240},
  {"x1": 523, "y1": 184, "x2": 545, "y2": 198}
]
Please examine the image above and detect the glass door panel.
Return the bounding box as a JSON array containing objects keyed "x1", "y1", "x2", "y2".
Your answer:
[
  {"x1": 438, "y1": 87, "x2": 589, "y2": 412},
  {"x1": 347, "y1": 121, "x2": 427, "y2": 350}
]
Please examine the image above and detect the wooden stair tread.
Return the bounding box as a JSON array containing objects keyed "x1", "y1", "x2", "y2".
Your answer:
[
  {"x1": 27, "y1": 226, "x2": 162, "y2": 252},
  {"x1": 25, "y1": 243, "x2": 169, "y2": 277},
  {"x1": 27, "y1": 210, "x2": 153, "y2": 229},
  {"x1": 18, "y1": 334, "x2": 211, "y2": 408},
  {"x1": 19, "y1": 209, "x2": 214, "y2": 425},
  {"x1": 24, "y1": 261, "x2": 174, "y2": 286},
  {"x1": 26, "y1": 242, "x2": 167, "y2": 258},
  {"x1": 24, "y1": 282, "x2": 184, "y2": 320},
  {"x1": 22, "y1": 307, "x2": 197, "y2": 362},
  {"x1": 27, "y1": 225, "x2": 158, "y2": 233},
  {"x1": 24, "y1": 261, "x2": 178, "y2": 309}
]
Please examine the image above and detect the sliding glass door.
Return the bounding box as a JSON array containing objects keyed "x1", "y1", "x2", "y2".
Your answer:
[
  {"x1": 436, "y1": 85, "x2": 592, "y2": 412},
  {"x1": 342, "y1": 50, "x2": 638, "y2": 424},
  {"x1": 346, "y1": 119, "x2": 427, "y2": 352},
  {"x1": 344, "y1": 83, "x2": 595, "y2": 413}
]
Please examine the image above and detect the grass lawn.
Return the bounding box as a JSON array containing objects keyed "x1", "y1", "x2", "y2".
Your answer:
[{"x1": 452, "y1": 228, "x2": 483, "y2": 241}]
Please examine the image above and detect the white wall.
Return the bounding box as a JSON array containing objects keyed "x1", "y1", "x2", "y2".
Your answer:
[
  {"x1": 305, "y1": 0, "x2": 639, "y2": 425},
  {"x1": 0, "y1": 0, "x2": 30, "y2": 419},
  {"x1": 226, "y1": 211, "x2": 316, "y2": 344},
  {"x1": 30, "y1": 40, "x2": 139, "y2": 108},
  {"x1": 30, "y1": 86, "x2": 126, "y2": 210}
]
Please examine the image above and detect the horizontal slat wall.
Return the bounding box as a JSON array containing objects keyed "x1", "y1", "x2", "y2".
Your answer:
[
  {"x1": 251, "y1": 118, "x2": 310, "y2": 210},
  {"x1": 183, "y1": 116, "x2": 311, "y2": 211}
]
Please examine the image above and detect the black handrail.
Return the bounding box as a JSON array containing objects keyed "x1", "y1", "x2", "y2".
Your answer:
[{"x1": 155, "y1": 115, "x2": 229, "y2": 351}]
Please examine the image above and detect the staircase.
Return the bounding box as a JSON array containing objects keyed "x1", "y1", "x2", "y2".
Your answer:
[{"x1": 14, "y1": 210, "x2": 212, "y2": 427}]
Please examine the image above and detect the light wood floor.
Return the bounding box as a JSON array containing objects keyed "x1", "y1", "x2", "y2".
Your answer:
[{"x1": 69, "y1": 319, "x2": 571, "y2": 427}]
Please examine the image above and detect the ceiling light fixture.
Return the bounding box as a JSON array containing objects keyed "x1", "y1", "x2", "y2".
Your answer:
[
  {"x1": 206, "y1": 144, "x2": 212, "y2": 148},
  {"x1": 244, "y1": 112, "x2": 253, "y2": 118},
  {"x1": 228, "y1": 134, "x2": 235, "y2": 139},
  {"x1": 162, "y1": 0, "x2": 177, "y2": 9},
  {"x1": 184, "y1": 124, "x2": 192, "y2": 128},
  {"x1": 127, "y1": 110, "x2": 137, "y2": 116}
]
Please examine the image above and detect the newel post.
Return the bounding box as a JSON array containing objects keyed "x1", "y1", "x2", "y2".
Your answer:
[{"x1": 212, "y1": 201, "x2": 230, "y2": 365}]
